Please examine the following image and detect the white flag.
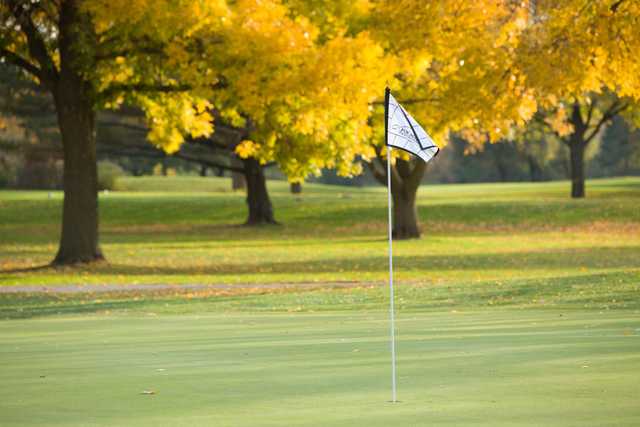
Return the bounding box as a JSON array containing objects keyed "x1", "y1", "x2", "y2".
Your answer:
[{"x1": 385, "y1": 88, "x2": 439, "y2": 163}]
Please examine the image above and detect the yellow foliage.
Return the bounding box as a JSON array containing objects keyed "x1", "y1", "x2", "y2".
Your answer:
[
  {"x1": 5, "y1": 0, "x2": 638, "y2": 182},
  {"x1": 519, "y1": 0, "x2": 640, "y2": 102},
  {"x1": 138, "y1": 94, "x2": 213, "y2": 153},
  {"x1": 235, "y1": 140, "x2": 260, "y2": 159}
]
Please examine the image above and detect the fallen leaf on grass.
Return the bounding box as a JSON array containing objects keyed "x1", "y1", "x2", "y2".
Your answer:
[{"x1": 140, "y1": 390, "x2": 156, "y2": 395}]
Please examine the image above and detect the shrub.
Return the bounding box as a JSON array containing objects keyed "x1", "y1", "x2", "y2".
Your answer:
[
  {"x1": 98, "y1": 160, "x2": 125, "y2": 191},
  {"x1": 16, "y1": 158, "x2": 63, "y2": 189}
]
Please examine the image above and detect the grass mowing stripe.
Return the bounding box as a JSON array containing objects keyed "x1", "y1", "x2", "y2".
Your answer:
[{"x1": 1, "y1": 310, "x2": 638, "y2": 426}]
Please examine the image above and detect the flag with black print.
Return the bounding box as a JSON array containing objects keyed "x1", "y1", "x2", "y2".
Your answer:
[{"x1": 384, "y1": 88, "x2": 439, "y2": 163}]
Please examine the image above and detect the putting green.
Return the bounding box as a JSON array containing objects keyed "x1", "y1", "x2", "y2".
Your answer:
[{"x1": 1, "y1": 309, "x2": 639, "y2": 426}]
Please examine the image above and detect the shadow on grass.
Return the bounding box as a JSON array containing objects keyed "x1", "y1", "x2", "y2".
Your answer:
[
  {"x1": 1, "y1": 270, "x2": 637, "y2": 320},
  {"x1": 3, "y1": 196, "x2": 639, "y2": 244},
  {"x1": 2, "y1": 264, "x2": 54, "y2": 274},
  {"x1": 35, "y1": 246, "x2": 637, "y2": 276}
]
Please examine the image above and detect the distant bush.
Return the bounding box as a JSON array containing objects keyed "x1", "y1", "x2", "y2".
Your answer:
[
  {"x1": 98, "y1": 160, "x2": 125, "y2": 191},
  {"x1": 0, "y1": 168, "x2": 11, "y2": 188},
  {"x1": 16, "y1": 158, "x2": 63, "y2": 189}
]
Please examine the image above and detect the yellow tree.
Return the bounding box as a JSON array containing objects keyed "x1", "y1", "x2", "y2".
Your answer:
[
  {"x1": 516, "y1": 0, "x2": 640, "y2": 198},
  {"x1": 206, "y1": 0, "x2": 390, "y2": 223},
  {"x1": 0, "y1": 0, "x2": 225, "y2": 263},
  {"x1": 367, "y1": 0, "x2": 536, "y2": 238}
]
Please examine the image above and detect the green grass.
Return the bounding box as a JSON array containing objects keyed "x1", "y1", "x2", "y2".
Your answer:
[
  {"x1": 1, "y1": 176, "x2": 639, "y2": 426},
  {"x1": 1, "y1": 176, "x2": 639, "y2": 288},
  {"x1": 1, "y1": 310, "x2": 639, "y2": 426}
]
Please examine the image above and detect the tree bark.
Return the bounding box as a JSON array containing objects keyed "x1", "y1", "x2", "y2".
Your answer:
[
  {"x1": 567, "y1": 103, "x2": 588, "y2": 199},
  {"x1": 290, "y1": 182, "x2": 302, "y2": 194},
  {"x1": 231, "y1": 156, "x2": 246, "y2": 190},
  {"x1": 493, "y1": 145, "x2": 509, "y2": 182},
  {"x1": 231, "y1": 171, "x2": 246, "y2": 190},
  {"x1": 369, "y1": 156, "x2": 425, "y2": 239},
  {"x1": 52, "y1": 2, "x2": 102, "y2": 264},
  {"x1": 526, "y1": 155, "x2": 543, "y2": 182},
  {"x1": 392, "y1": 187, "x2": 419, "y2": 239},
  {"x1": 243, "y1": 157, "x2": 277, "y2": 225},
  {"x1": 569, "y1": 141, "x2": 586, "y2": 198}
]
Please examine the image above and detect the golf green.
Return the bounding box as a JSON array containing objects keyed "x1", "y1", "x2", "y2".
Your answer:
[{"x1": 1, "y1": 309, "x2": 638, "y2": 426}]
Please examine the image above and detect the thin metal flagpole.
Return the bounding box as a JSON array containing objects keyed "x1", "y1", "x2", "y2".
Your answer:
[
  {"x1": 387, "y1": 147, "x2": 397, "y2": 403},
  {"x1": 383, "y1": 86, "x2": 398, "y2": 403}
]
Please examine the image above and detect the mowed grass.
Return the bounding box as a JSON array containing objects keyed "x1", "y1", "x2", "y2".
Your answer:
[
  {"x1": 1, "y1": 177, "x2": 640, "y2": 426},
  {"x1": 1, "y1": 176, "x2": 639, "y2": 292},
  {"x1": 1, "y1": 310, "x2": 639, "y2": 426}
]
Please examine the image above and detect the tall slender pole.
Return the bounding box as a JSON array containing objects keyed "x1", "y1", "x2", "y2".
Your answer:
[
  {"x1": 387, "y1": 148, "x2": 397, "y2": 403},
  {"x1": 383, "y1": 87, "x2": 397, "y2": 403}
]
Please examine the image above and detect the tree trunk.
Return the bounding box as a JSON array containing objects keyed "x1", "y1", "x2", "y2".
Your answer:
[
  {"x1": 493, "y1": 146, "x2": 509, "y2": 182},
  {"x1": 231, "y1": 156, "x2": 246, "y2": 190},
  {"x1": 52, "y1": 0, "x2": 102, "y2": 264},
  {"x1": 369, "y1": 157, "x2": 425, "y2": 239},
  {"x1": 569, "y1": 141, "x2": 586, "y2": 198},
  {"x1": 390, "y1": 158, "x2": 425, "y2": 239},
  {"x1": 527, "y1": 155, "x2": 543, "y2": 182},
  {"x1": 232, "y1": 171, "x2": 246, "y2": 190},
  {"x1": 392, "y1": 188, "x2": 420, "y2": 239},
  {"x1": 290, "y1": 182, "x2": 302, "y2": 194},
  {"x1": 52, "y1": 82, "x2": 101, "y2": 263},
  {"x1": 243, "y1": 157, "x2": 277, "y2": 225},
  {"x1": 199, "y1": 164, "x2": 208, "y2": 177}
]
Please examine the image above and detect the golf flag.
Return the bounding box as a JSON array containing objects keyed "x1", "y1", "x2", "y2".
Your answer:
[
  {"x1": 385, "y1": 88, "x2": 439, "y2": 163},
  {"x1": 383, "y1": 88, "x2": 440, "y2": 403}
]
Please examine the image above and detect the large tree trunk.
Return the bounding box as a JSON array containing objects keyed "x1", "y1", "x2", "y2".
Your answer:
[
  {"x1": 569, "y1": 141, "x2": 586, "y2": 198},
  {"x1": 52, "y1": 3, "x2": 102, "y2": 264},
  {"x1": 290, "y1": 182, "x2": 302, "y2": 194},
  {"x1": 391, "y1": 158, "x2": 426, "y2": 239},
  {"x1": 243, "y1": 157, "x2": 276, "y2": 225},
  {"x1": 370, "y1": 157, "x2": 425, "y2": 239},
  {"x1": 567, "y1": 103, "x2": 588, "y2": 199},
  {"x1": 392, "y1": 187, "x2": 419, "y2": 239},
  {"x1": 231, "y1": 156, "x2": 246, "y2": 190}
]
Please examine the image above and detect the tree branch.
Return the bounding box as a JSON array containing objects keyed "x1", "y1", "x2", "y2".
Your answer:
[
  {"x1": 8, "y1": 1, "x2": 59, "y2": 85},
  {"x1": 99, "y1": 83, "x2": 192, "y2": 99},
  {"x1": 584, "y1": 100, "x2": 629, "y2": 143},
  {"x1": 406, "y1": 160, "x2": 427, "y2": 190},
  {"x1": 0, "y1": 48, "x2": 43, "y2": 80},
  {"x1": 98, "y1": 143, "x2": 245, "y2": 173},
  {"x1": 370, "y1": 96, "x2": 439, "y2": 106},
  {"x1": 395, "y1": 158, "x2": 412, "y2": 179},
  {"x1": 585, "y1": 99, "x2": 596, "y2": 128},
  {"x1": 610, "y1": 0, "x2": 626, "y2": 13},
  {"x1": 367, "y1": 158, "x2": 387, "y2": 186}
]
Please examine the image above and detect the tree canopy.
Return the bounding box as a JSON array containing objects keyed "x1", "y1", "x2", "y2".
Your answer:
[{"x1": 2, "y1": 0, "x2": 640, "y2": 261}]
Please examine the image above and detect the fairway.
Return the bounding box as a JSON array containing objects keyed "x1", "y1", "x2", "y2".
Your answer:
[
  {"x1": 1, "y1": 177, "x2": 639, "y2": 290},
  {"x1": 1, "y1": 177, "x2": 639, "y2": 426},
  {"x1": 1, "y1": 310, "x2": 639, "y2": 426},
  {"x1": 3, "y1": 2, "x2": 640, "y2": 424}
]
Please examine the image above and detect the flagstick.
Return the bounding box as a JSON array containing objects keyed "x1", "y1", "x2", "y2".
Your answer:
[{"x1": 386, "y1": 148, "x2": 398, "y2": 403}]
